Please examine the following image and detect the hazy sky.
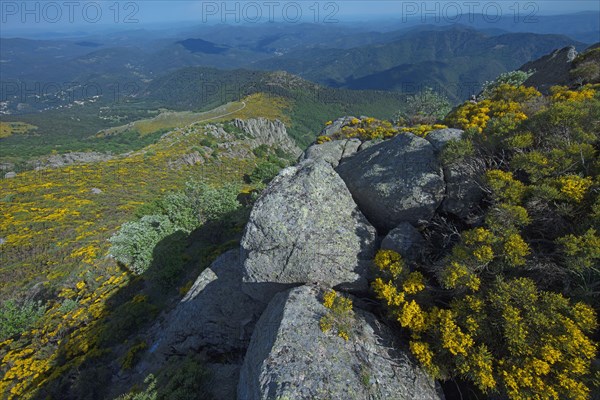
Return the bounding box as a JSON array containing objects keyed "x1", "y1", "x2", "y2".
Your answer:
[{"x1": 1, "y1": 0, "x2": 599, "y2": 35}]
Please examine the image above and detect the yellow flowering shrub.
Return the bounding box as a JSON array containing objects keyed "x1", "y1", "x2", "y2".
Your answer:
[
  {"x1": 556, "y1": 175, "x2": 593, "y2": 202},
  {"x1": 400, "y1": 124, "x2": 448, "y2": 138},
  {"x1": 502, "y1": 233, "x2": 530, "y2": 267},
  {"x1": 445, "y1": 84, "x2": 540, "y2": 133},
  {"x1": 373, "y1": 79, "x2": 599, "y2": 397},
  {"x1": 325, "y1": 117, "x2": 398, "y2": 142},
  {"x1": 402, "y1": 271, "x2": 426, "y2": 294},
  {"x1": 486, "y1": 170, "x2": 526, "y2": 205},
  {"x1": 375, "y1": 254, "x2": 597, "y2": 399},
  {"x1": 316, "y1": 135, "x2": 332, "y2": 144},
  {"x1": 557, "y1": 229, "x2": 600, "y2": 270},
  {"x1": 374, "y1": 249, "x2": 404, "y2": 278},
  {"x1": 550, "y1": 85, "x2": 595, "y2": 102},
  {"x1": 440, "y1": 261, "x2": 477, "y2": 290},
  {"x1": 319, "y1": 289, "x2": 354, "y2": 341},
  {"x1": 409, "y1": 341, "x2": 439, "y2": 376}
]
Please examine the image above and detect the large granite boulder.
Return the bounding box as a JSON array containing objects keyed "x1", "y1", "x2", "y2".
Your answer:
[
  {"x1": 425, "y1": 128, "x2": 484, "y2": 220},
  {"x1": 381, "y1": 222, "x2": 425, "y2": 262},
  {"x1": 240, "y1": 160, "x2": 377, "y2": 304},
  {"x1": 238, "y1": 285, "x2": 444, "y2": 400},
  {"x1": 336, "y1": 132, "x2": 445, "y2": 231},
  {"x1": 301, "y1": 138, "x2": 361, "y2": 167}
]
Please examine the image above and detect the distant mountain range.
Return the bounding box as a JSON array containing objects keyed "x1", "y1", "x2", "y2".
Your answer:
[
  {"x1": 0, "y1": 15, "x2": 596, "y2": 115},
  {"x1": 250, "y1": 27, "x2": 587, "y2": 101}
]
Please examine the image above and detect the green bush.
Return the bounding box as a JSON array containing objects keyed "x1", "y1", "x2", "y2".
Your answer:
[
  {"x1": 159, "y1": 192, "x2": 199, "y2": 232},
  {"x1": 117, "y1": 356, "x2": 213, "y2": 400},
  {"x1": 249, "y1": 160, "x2": 281, "y2": 184},
  {"x1": 0, "y1": 299, "x2": 46, "y2": 340},
  {"x1": 199, "y1": 136, "x2": 217, "y2": 149},
  {"x1": 395, "y1": 87, "x2": 452, "y2": 125},
  {"x1": 147, "y1": 230, "x2": 187, "y2": 287},
  {"x1": 184, "y1": 181, "x2": 241, "y2": 223},
  {"x1": 156, "y1": 356, "x2": 213, "y2": 400},
  {"x1": 252, "y1": 144, "x2": 269, "y2": 158},
  {"x1": 108, "y1": 214, "x2": 179, "y2": 275}
]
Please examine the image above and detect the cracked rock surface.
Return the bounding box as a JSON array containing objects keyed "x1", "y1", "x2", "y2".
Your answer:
[
  {"x1": 336, "y1": 132, "x2": 445, "y2": 231},
  {"x1": 238, "y1": 285, "x2": 444, "y2": 400},
  {"x1": 425, "y1": 128, "x2": 484, "y2": 220},
  {"x1": 300, "y1": 138, "x2": 361, "y2": 167},
  {"x1": 240, "y1": 159, "x2": 377, "y2": 304}
]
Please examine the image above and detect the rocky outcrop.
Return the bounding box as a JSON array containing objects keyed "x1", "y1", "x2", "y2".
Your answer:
[
  {"x1": 167, "y1": 151, "x2": 205, "y2": 169},
  {"x1": 30, "y1": 151, "x2": 114, "y2": 170},
  {"x1": 233, "y1": 118, "x2": 302, "y2": 157},
  {"x1": 240, "y1": 159, "x2": 377, "y2": 304},
  {"x1": 381, "y1": 222, "x2": 424, "y2": 262},
  {"x1": 441, "y1": 162, "x2": 484, "y2": 220},
  {"x1": 426, "y1": 129, "x2": 484, "y2": 220},
  {"x1": 300, "y1": 138, "x2": 361, "y2": 167},
  {"x1": 336, "y1": 132, "x2": 445, "y2": 231},
  {"x1": 133, "y1": 125, "x2": 485, "y2": 399},
  {"x1": 238, "y1": 285, "x2": 444, "y2": 400},
  {"x1": 319, "y1": 116, "x2": 357, "y2": 137}
]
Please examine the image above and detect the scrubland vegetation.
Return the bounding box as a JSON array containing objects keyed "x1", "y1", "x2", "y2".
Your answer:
[
  {"x1": 0, "y1": 94, "x2": 294, "y2": 399},
  {"x1": 373, "y1": 82, "x2": 600, "y2": 399}
]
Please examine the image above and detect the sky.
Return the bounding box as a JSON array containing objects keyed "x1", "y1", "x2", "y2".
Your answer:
[{"x1": 1, "y1": 0, "x2": 599, "y2": 36}]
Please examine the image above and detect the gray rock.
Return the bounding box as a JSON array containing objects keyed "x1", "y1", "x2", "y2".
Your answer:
[
  {"x1": 423, "y1": 128, "x2": 484, "y2": 220},
  {"x1": 90, "y1": 188, "x2": 103, "y2": 194},
  {"x1": 233, "y1": 118, "x2": 302, "y2": 158},
  {"x1": 425, "y1": 128, "x2": 464, "y2": 153},
  {"x1": 29, "y1": 152, "x2": 114, "y2": 170},
  {"x1": 320, "y1": 116, "x2": 357, "y2": 137},
  {"x1": 240, "y1": 160, "x2": 377, "y2": 304},
  {"x1": 441, "y1": 162, "x2": 484, "y2": 220},
  {"x1": 336, "y1": 133, "x2": 445, "y2": 231},
  {"x1": 167, "y1": 151, "x2": 205, "y2": 169},
  {"x1": 0, "y1": 163, "x2": 15, "y2": 172},
  {"x1": 381, "y1": 222, "x2": 425, "y2": 262},
  {"x1": 358, "y1": 139, "x2": 384, "y2": 151},
  {"x1": 238, "y1": 285, "x2": 444, "y2": 400},
  {"x1": 426, "y1": 128, "x2": 483, "y2": 220},
  {"x1": 145, "y1": 250, "x2": 263, "y2": 359},
  {"x1": 4, "y1": 172, "x2": 16, "y2": 179},
  {"x1": 301, "y1": 138, "x2": 361, "y2": 167}
]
